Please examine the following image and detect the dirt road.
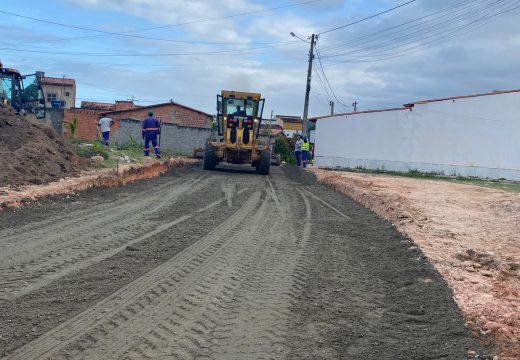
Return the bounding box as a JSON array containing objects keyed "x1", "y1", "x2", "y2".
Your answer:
[{"x1": 0, "y1": 165, "x2": 490, "y2": 359}]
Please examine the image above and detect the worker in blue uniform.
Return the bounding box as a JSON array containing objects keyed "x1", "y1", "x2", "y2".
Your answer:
[{"x1": 142, "y1": 111, "x2": 161, "y2": 159}]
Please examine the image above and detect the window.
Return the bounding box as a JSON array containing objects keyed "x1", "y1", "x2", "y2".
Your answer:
[
  {"x1": 47, "y1": 93, "x2": 57, "y2": 102},
  {"x1": 65, "y1": 91, "x2": 70, "y2": 97}
]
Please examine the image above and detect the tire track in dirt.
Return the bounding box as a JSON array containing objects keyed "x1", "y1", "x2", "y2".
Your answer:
[
  {"x1": 0, "y1": 173, "x2": 209, "y2": 300},
  {"x1": 2, "y1": 166, "x2": 489, "y2": 359},
  {"x1": 283, "y1": 167, "x2": 490, "y2": 360},
  {"x1": 119, "y1": 177, "x2": 314, "y2": 360},
  {"x1": 7, "y1": 171, "x2": 317, "y2": 360},
  {"x1": 0, "y1": 171, "x2": 196, "y2": 238},
  {"x1": 6, "y1": 192, "x2": 262, "y2": 359}
]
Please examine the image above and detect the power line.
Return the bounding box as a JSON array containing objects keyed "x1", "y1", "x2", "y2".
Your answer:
[
  {"x1": 1, "y1": 52, "x2": 299, "y2": 68},
  {"x1": 0, "y1": 0, "x2": 320, "y2": 46},
  {"x1": 323, "y1": 0, "x2": 520, "y2": 63},
  {"x1": 320, "y1": 0, "x2": 508, "y2": 58},
  {"x1": 314, "y1": 39, "x2": 351, "y2": 110},
  {"x1": 318, "y1": 0, "x2": 520, "y2": 63},
  {"x1": 0, "y1": 41, "x2": 303, "y2": 57},
  {"x1": 318, "y1": 0, "x2": 416, "y2": 35},
  {"x1": 319, "y1": 0, "x2": 483, "y2": 53}
]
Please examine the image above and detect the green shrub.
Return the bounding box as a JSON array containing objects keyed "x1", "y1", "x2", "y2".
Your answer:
[
  {"x1": 274, "y1": 136, "x2": 295, "y2": 164},
  {"x1": 114, "y1": 135, "x2": 142, "y2": 151},
  {"x1": 77, "y1": 140, "x2": 109, "y2": 160}
]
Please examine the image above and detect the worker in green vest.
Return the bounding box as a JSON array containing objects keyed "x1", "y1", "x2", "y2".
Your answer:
[{"x1": 301, "y1": 137, "x2": 310, "y2": 168}]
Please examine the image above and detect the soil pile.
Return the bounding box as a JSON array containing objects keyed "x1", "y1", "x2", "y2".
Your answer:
[{"x1": 0, "y1": 106, "x2": 74, "y2": 187}]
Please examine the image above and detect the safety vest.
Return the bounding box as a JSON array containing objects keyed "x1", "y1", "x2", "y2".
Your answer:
[{"x1": 301, "y1": 142, "x2": 310, "y2": 151}]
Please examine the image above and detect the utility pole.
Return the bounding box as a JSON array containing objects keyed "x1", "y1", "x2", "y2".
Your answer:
[
  {"x1": 352, "y1": 101, "x2": 358, "y2": 112},
  {"x1": 329, "y1": 100, "x2": 334, "y2": 115},
  {"x1": 302, "y1": 33, "x2": 316, "y2": 137}
]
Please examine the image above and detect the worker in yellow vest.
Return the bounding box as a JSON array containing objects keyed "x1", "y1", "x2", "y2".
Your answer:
[{"x1": 301, "y1": 137, "x2": 310, "y2": 168}]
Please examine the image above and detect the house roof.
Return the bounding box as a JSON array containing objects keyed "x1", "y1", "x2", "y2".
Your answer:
[
  {"x1": 80, "y1": 101, "x2": 115, "y2": 110},
  {"x1": 104, "y1": 100, "x2": 213, "y2": 118},
  {"x1": 101, "y1": 100, "x2": 213, "y2": 128},
  {"x1": 40, "y1": 76, "x2": 75, "y2": 86},
  {"x1": 277, "y1": 115, "x2": 302, "y2": 123}
]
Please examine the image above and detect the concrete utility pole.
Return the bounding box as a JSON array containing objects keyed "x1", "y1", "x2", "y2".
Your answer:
[
  {"x1": 352, "y1": 101, "x2": 358, "y2": 112},
  {"x1": 302, "y1": 33, "x2": 316, "y2": 136},
  {"x1": 329, "y1": 100, "x2": 334, "y2": 115}
]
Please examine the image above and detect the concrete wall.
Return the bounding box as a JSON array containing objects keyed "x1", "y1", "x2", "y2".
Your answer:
[
  {"x1": 47, "y1": 109, "x2": 64, "y2": 136},
  {"x1": 111, "y1": 119, "x2": 211, "y2": 154},
  {"x1": 314, "y1": 91, "x2": 520, "y2": 180}
]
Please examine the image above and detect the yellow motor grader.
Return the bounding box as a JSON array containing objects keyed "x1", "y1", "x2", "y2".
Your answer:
[{"x1": 203, "y1": 90, "x2": 271, "y2": 175}]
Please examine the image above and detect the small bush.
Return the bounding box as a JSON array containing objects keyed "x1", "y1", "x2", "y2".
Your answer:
[
  {"x1": 114, "y1": 135, "x2": 142, "y2": 151},
  {"x1": 77, "y1": 140, "x2": 109, "y2": 160},
  {"x1": 274, "y1": 136, "x2": 295, "y2": 164}
]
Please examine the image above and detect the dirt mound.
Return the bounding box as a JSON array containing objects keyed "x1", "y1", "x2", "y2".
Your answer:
[{"x1": 0, "y1": 106, "x2": 74, "y2": 187}]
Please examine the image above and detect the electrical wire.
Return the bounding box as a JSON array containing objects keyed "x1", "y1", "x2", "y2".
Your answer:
[
  {"x1": 319, "y1": 0, "x2": 520, "y2": 63},
  {"x1": 319, "y1": 0, "x2": 483, "y2": 53},
  {"x1": 318, "y1": 0, "x2": 416, "y2": 35},
  {"x1": 326, "y1": 1, "x2": 520, "y2": 63},
  {"x1": 1, "y1": 53, "x2": 299, "y2": 68},
  {"x1": 0, "y1": 41, "x2": 304, "y2": 57},
  {"x1": 0, "y1": 0, "x2": 320, "y2": 45},
  {"x1": 313, "y1": 38, "x2": 352, "y2": 110},
  {"x1": 321, "y1": 0, "x2": 508, "y2": 58}
]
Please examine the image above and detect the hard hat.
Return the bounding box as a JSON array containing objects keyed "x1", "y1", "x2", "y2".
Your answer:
[{"x1": 148, "y1": 111, "x2": 154, "y2": 116}]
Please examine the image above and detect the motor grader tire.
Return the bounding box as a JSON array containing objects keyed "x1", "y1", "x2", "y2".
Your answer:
[
  {"x1": 203, "y1": 145, "x2": 216, "y2": 170},
  {"x1": 256, "y1": 150, "x2": 271, "y2": 175}
]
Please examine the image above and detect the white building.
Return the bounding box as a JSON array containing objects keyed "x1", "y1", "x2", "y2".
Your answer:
[
  {"x1": 313, "y1": 89, "x2": 520, "y2": 181},
  {"x1": 37, "y1": 72, "x2": 76, "y2": 109}
]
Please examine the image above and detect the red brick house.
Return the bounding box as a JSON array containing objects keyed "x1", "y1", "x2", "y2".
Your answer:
[{"x1": 64, "y1": 100, "x2": 213, "y2": 140}]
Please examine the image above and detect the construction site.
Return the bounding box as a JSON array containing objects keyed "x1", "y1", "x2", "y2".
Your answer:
[{"x1": 1, "y1": 1, "x2": 520, "y2": 359}]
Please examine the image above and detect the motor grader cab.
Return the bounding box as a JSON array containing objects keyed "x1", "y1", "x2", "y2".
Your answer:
[
  {"x1": 0, "y1": 61, "x2": 46, "y2": 119},
  {"x1": 203, "y1": 90, "x2": 271, "y2": 175}
]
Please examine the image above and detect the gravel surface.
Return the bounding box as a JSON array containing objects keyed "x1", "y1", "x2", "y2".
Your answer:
[
  {"x1": 0, "y1": 165, "x2": 490, "y2": 359},
  {"x1": 312, "y1": 168, "x2": 519, "y2": 359}
]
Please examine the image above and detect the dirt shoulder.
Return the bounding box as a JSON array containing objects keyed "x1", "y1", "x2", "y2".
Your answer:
[
  {"x1": 0, "y1": 156, "x2": 197, "y2": 208},
  {"x1": 311, "y1": 168, "x2": 520, "y2": 359}
]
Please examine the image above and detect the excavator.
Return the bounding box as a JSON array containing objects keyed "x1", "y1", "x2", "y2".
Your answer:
[
  {"x1": 0, "y1": 60, "x2": 46, "y2": 119},
  {"x1": 203, "y1": 90, "x2": 271, "y2": 175}
]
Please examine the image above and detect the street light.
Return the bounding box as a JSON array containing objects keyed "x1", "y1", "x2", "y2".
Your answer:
[{"x1": 290, "y1": 32, "x2": 310, "y2": 44}]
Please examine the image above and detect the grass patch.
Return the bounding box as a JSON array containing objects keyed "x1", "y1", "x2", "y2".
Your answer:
[
  {"x1": 68, "y1": 137, "x2": 190, "y2": 169},
  {"x1": 327, "y1": 167, "x2": 520, "y2": 193}
]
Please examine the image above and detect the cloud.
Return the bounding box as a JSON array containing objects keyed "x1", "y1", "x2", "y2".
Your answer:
[{"x1": 6, "y1": 0, "x2": 519, "y2": 118}]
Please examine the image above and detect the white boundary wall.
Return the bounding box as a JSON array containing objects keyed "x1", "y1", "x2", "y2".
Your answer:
[{"x1": 314, "y1": 91, "x2": 520, "y2": 180}]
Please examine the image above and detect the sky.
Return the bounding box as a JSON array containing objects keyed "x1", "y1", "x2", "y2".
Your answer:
[{"x1": 1, "y1": 0, "x2": 519, "y2": 117}]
